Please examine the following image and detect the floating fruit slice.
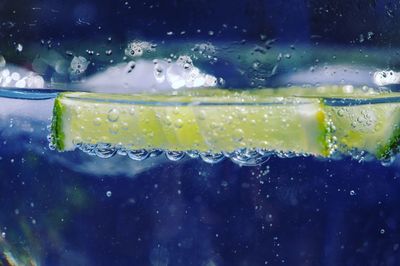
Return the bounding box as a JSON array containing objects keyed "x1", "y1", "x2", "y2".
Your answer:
[{"x1": 51, "y1": 87, "x2": 400, "y2": 160}]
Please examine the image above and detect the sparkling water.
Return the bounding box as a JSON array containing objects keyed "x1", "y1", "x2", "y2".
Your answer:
[{"x1": 2, "y1": 1, "x2": 400, "y2": 265}]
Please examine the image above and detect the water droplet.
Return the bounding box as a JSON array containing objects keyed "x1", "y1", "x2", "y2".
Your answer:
[
  {"x1": 380, "y1": 228, "x2": 385, "y2": 234},
  {"x1": 106, "y1": 191, "x2": 112, "y2": 197},
  {"x1": 349, "y1": 190, "x2": 356, "y2": 196}
]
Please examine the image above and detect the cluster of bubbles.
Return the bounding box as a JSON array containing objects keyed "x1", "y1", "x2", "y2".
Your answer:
[
  {"x1": 160, "y1": 55, "x2": 218, "y2": 89},
  {"x1": 192, "y1": 42, "x2": 216, "y2": 56},
  {"x1": 124, "y1": 40, "x2": 156, "y2": 58},
  {"x1": 69, "y1": 56, "x2": 90, "y2": 76},
  {"x1": 0, "y1": 54, "x2": 45, "y2": 88},
  {"x1": 191, "y1": 42, "x2": 218, "y2": 63},
  {"x1": 325, "y1": 114, "x2": 397, "y2": 166},
  {"x1": 373, "y1": 70, "x2": 400, "y2": 86},
  {"x1": 0, "y1": 67, "x2": 45, "y2": 88},
  {"x1": 123, "y1": 40, "x2": 220, "y2": 89},
  {"x1": 21, "y1": 39, "x2": 221, "y2": 91},
  {"x1": 72, "y1": 143, "x2": 282, "y2": 166}
]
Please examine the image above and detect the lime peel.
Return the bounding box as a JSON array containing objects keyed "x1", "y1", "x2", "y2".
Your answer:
[
  {"x1": 376, "y1": 125, "x2": 400, "y2": 159},
  {"x1": 51, "y1": 95, "x2": 66, "y2": 151}
]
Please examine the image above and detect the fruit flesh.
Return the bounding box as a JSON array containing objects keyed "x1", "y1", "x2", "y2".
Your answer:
[{"x1": 51, "y1": 87, "x2": 400, "y2": 159}]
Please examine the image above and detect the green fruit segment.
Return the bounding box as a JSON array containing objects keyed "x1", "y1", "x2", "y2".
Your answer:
[
  {"x1": 52, "y1": 90, "x2": 330, "y2": 155},
  {"x1": 51, "y1": 87, "x2": 400, "y2": 159},
  {"x1": 324, "y1": 100, "x2": 400, "y2": 159}
]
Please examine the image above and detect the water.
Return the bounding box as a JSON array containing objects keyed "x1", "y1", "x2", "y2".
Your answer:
[
  {"x1": 3, "y1": 1, "x2": 400, "y2": 265},
  {"x1": 1, "y1": 88, "x2": 400, "y2": 265}
]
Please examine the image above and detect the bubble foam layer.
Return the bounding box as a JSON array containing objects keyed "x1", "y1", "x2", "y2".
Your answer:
[{"x1": 74, "y1": 143, "x2": 274, "y2": 166}]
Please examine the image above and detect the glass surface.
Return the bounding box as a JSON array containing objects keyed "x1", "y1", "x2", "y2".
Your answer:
[{"x1": 1, "y1": 1, "x2": 400, "y2": 266}]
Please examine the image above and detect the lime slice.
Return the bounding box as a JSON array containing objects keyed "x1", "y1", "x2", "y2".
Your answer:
[
  {"x1": 324, "y1": 98, "x2": 400, "y2": 159},
  {"x1": 50, "y1": 87, "x2": 400, "y2": 161},
  {"x1": 51, "y1": 89, "x2": 330, "y2": 156}
]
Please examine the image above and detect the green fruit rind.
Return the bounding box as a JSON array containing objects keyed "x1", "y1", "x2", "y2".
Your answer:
[
  {"x1": 51, "y1": 95, "x2": 66, "y2": 151},
  {"x1": 316, "y1": 103, "x2": 332, "y2": 157},
  {"x1": 376, "y1": 125, "x2": 400, "y2": 159}
]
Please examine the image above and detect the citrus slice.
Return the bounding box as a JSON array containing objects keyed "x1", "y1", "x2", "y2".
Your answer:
[
  {"x1": 50, "y1": 87, "x2": 400, "y2": 160},
  {"x1": 324, "y1": 97, "x2": 400, "y2": 159}
]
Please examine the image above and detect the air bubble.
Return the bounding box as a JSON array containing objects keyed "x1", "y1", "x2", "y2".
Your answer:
[
  {"x1": 95, "y1": 143, "x2": 117, "y2": 158},
  {"x1": 15, "y1": 78, "x2": 26, "y2": 88},
  {"x1": 166, "y1": 151, "x2": 185, "y2": 161},
  {"x1": 48, "y1": 142, "x2": 56, "y2": 151},
  {"x1": 186, "y1": 150, "x2": 199, "y2": 158},
  {"x1": 177, "y1": 55, "x2": 193, "y2": 69},
  {"x1": 108, "y1": 109, "x2": 120, "y2": 122},
  {"x1": 175, "y1": 119, "x2": 184, "y2": 129},
  {"x1": 154, "y1": 64, "x2": 165, "y2": 83},
  {"x1": 78, "y1": 144, "x2": 97, "y2": 156},
  {"x1": 128, "y1": 150, "x2": 149, "y2": 161},
  {"x1": 11, "y1": 72, "x2": 20, "y2": 81},
  {"x1": 337, "y1": 109, "x2": 345, "y2": 117},
  {"x1": 149, "y1": 150, "x2": 163, "y2": 157},
  {"x1": 109, "y1": 124, "x2": 119, "y2": 134},
  {"x1": 125, "y1": 40, "x2": 155, "y2": 58},
  {"x1": 117, "y1": 148, "x2": 128, "y2": 156},
  {"x1": 93, "y1": 117, "x2": 102, "y2": 126},
  {"x1": 381, "y1": 156, "x2": 395, "y2": 167},
  {"x1": 1, "y1": 69, "x2": 10, "y2": 78},
  {"x1": 126, "y1": 61, "x2": 136, "y2": 73},
  {"x1": 200, "y1": 152, "x2": 225, "y2": 163},
  {"x1": 230, "y1": 149, "x2": 270, "y2": 166},
  {"x1": 0, "y1": 56, "x2": 5, "y2": 68},
  {"x1": 70, "y1": 56, "x2": 89, "y2": 75},
  {"x1": 16, "y1": 44, "x2": 23, "y2": 52}
]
